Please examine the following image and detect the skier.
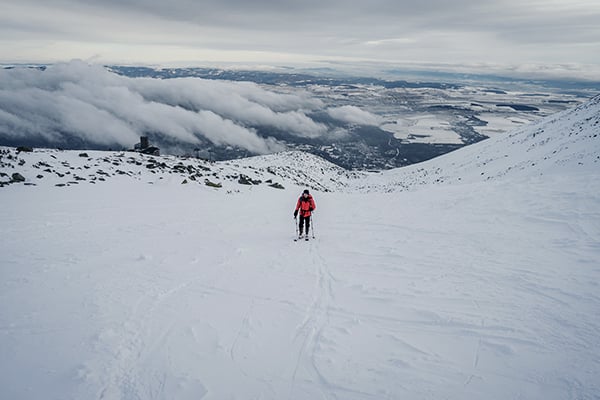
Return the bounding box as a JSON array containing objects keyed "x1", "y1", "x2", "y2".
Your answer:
[{"x1": 294, "y1": 189, "x2": 316, "y2": 240}]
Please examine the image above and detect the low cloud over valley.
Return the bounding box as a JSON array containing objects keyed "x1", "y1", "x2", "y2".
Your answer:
[{"x1": 0, "y1": 61, "x2": 379, "y2": 155}]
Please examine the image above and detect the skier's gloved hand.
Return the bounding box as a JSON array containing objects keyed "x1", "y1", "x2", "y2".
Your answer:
[
  {"x1": 309, "y1": 207, "x2": 314, "y2": 211},
  {"x1": 293, "y1": 210, "x2": 298, "y2": 218}
]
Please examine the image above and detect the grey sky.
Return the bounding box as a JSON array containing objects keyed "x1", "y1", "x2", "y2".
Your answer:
[{"x1": 1, "y1": 0, "x2": 600, "y2": 78}]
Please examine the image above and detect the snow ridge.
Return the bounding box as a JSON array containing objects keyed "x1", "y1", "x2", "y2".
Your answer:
[
  {"x1": 0, "y1": 148, "x2": 356, "y2": 192},
  {"x1": 360, "y1": 94, "x2": 600, "y2": 192}
]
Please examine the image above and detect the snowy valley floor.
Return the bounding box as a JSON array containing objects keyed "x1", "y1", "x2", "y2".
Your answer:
[{"x1": 1, "y1": 173, "x2": 600, "y2": 400}]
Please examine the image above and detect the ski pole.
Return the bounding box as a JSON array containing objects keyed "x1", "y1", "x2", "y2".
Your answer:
[{"x1": 294, "y1": 216, "x2": 298, "y2": 237}]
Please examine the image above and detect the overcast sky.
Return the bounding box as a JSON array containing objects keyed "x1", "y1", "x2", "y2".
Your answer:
[{"x1": 1, "y1": 0, "x2": 600, "y2": 79}]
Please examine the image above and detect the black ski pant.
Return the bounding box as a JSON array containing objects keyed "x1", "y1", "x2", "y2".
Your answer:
[{"x1": 298, "y1": 215, "x2": 311, "y2": 235}]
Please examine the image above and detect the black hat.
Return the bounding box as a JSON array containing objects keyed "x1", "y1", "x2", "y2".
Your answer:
[{"x1": 303, "y1": 189, "x2": 310, "y2": 194}]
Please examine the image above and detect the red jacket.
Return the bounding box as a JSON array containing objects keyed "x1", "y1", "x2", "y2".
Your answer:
[{"x1": 295, "y1": 195, "x2": 316, "y2": 218}]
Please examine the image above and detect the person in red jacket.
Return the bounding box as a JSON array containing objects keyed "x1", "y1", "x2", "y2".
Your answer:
[{"x1": 294, "y1": 189, "x2": 316, "y2": 238}]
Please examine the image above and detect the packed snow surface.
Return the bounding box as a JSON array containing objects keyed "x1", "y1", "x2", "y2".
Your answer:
[{"x1": 1, "y1": 96, "x2": 599, "y2": 399}]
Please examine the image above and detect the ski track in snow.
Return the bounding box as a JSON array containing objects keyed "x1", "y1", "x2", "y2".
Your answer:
[{"x1": 2, "y1": 178, "x2": 600, "y2": 399}]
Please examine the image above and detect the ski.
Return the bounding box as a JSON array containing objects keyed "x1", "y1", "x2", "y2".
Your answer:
[{"x1": 293, "y1": 236, "x2": 312, "y2": 242}]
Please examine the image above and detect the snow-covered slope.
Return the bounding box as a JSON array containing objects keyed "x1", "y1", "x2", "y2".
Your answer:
[
  {"x1": 223, "y1": 151, "x2": 365, "y2": 192},
  {"x1": 0, "y1": 147, "x2": 358, "y2": 192},
  {"x1": 1, "y1": 96, "x2": 599, "y2": 400},
  {"x1": 360, "y1": 94, "x2": 600, "y2": 191}
]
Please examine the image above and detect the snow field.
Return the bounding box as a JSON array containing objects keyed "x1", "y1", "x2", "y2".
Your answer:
[{"x1": 2, "y1": 170, "x2": 599, "y2": 399}]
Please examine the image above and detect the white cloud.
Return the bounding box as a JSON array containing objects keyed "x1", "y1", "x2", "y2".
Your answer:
[
  {"x1": 327, "y1": 106, "x2": 382, "y2": 126},
  {"x1": 0, "y1": 61, "x2": 337, "y2": 154},
  {"x1": 129, "y1": 78, "x2": 327, "y2": 138}
]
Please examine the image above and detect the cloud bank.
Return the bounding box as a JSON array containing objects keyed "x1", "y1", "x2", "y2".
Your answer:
[
  {"x1": 327, "y1": 106, "x2": 382, "y2": 126},
  {"x1": 0, "y1": 61, "x2": 337, "y2": 154}
]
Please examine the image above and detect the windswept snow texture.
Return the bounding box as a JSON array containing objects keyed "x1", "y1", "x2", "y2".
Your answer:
[{"x1": 1, "y1": 96, "x2": 600, "y2": 399}]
